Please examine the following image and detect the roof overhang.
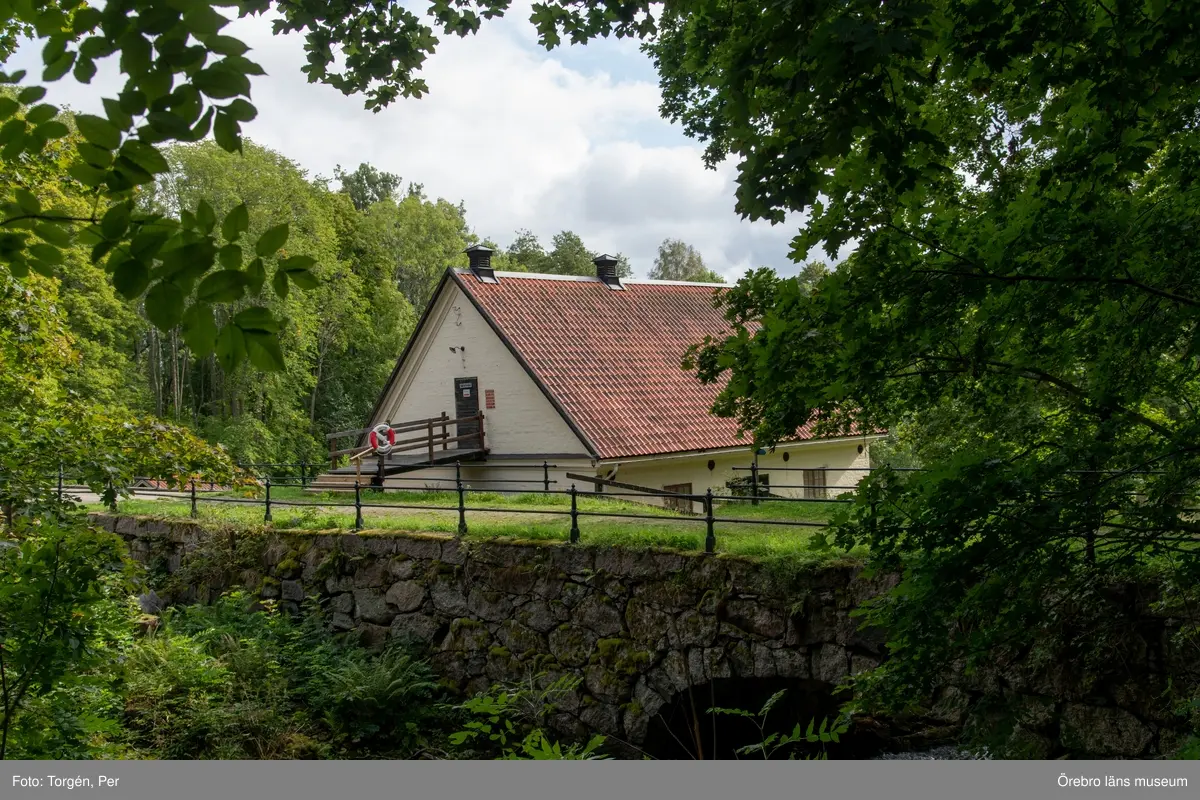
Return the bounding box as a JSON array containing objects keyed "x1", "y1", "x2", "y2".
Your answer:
[{"x1": 592, "y1": 433, "x2": 887, "y2": 465}]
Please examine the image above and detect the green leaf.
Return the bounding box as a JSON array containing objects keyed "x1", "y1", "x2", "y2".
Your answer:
[
  {"x1": 192, "y1": 66, "x2": 250, "y2": 100},
  {"x1": 279, "y1": 254, "x2": 316, "y2": 272},
  {"x1": 102, "y1": 97, "x2": 132, "y2": 130},
  {"x1": 14, "y1": 188, "x2": 41, "y2": 214},
  {"x1": 100, "y1": 203, "x2": 131, "y2": 240},
  {"x1": 183, "y1": 6, "x2": 230, "y2": 36},
  {"x1": 73, "y1": 57, "x2": 98, "y2": 84},
  {"x1": 75, "y1": 114, "x2": 121, "y2": 149},
  {"x1": 35, "y1": 222, "x2": 72, "y2": 247},
  {"x1": 244, "y1": 330, "x2": 285, "y2": 371},
  {"x1": 222, "y1": 98, "x2": 257, "y2": 122},
  {"x1": 119, "y1": 89, "x2": 147, "y2": 116},
  {"x1": 216, "y1": 322, "x2": 246, "y2": 373},
  {"x1": 233, "y1": 306, "x2": 281, "y2": 333},
  {"x1": 145, "y1": 111, "x2": 192, "y2": 139},
  {"x1": 68, "y1": 161, "x2": 107, "y2": 187},
  {"x1": 221, "y1": 203, "x2": 249, "y2": 242},
  {"x1": 245, "y1": 256, "x2": 265, "y2": 292},
  {"x1": 181, "y1": 303, "x2": 219, "y2": 356},
  {"x1": 196, "y1": 269, "x2": 247, "y2": 302},
  {"x1": 195, "y1": 199, "x2": 217, "y2": 234},
  {"x1": 25, "y1": 104, "x2": 57, "y2": 126},
  {"x1": 112, "y1": 258, "x2": 150, "y2": 299},
  {"x1": 17, "y1": 86, "x2": 46, "y2": 104},
  {"x1": 218, "y1": 243, "x2": 242, "y2": 270},
  {"x1": 32, "y1": 120, "x2": 69, "y2": 140},
  {"x1": 204, "y1": 35, "x2": 249, "y2": 56},
  {"x1": 255, "y1": 224, "x2": 289, "y2": 257},
  {"x1": 212, "y1": 110, "x2": 240, "y2": 153},
  {"x1": 144, "y1": 281, "x2": 185, "y2": 330},
  {"x1": 188, "y1": 107, "x2": 214, "y2": 141},
  {"x1": 0, "y1": 97, "x2": 18, "y2": 120},
  {"x1": 285, "y1": 268, "x2": 319, "y2": 290},
  {"x1": 272, "y1": 265, "x2": 289, "y2": 299},
  {"x1": 24, "y1": 104, "x2": 57, "y2": 126},
  {"x1": 119, "y1": 140, "x2": 169, "y2": 174},
  {"x1": 42, "y1": 52, "x2": 76, "y2": 82},
  {"x1": 130, "y1": 227, "x2": 172, "y2": 260},
  {"x1": 28, "y1": 243, "x2": 62, "y2": 265},
  {"x1": 72, "y1": 7, "x2": 103, "y2": 34}
]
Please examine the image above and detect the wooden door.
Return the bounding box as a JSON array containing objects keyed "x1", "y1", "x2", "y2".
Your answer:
[{"x1": 454, "y1": 377, "x2": 480, "y2": 447}]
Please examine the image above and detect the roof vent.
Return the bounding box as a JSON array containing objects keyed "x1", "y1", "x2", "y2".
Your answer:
[
  {"x1": 465, "y1": 244, "x2": 498, "y2": 284},
  {"x1": 593, "y1": 253, "x2": 624, "y2": 291}
]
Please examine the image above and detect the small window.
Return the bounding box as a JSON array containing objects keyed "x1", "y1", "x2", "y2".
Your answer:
[
  {"x1": 802, "y1": 469, "x2": 827, "y2": 500},
  {"x1": 663, "y1": 483, "x2": 694, "y2": 515}
]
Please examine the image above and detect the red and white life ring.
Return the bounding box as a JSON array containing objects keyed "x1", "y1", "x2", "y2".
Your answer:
[{"x1": 368, "y1": 423, "x2": 395, "y2": 455}]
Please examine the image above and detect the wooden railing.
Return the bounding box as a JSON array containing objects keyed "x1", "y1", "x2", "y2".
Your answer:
[{"x1": 326, "y1": 412, "x2": 487, "y2": 471}]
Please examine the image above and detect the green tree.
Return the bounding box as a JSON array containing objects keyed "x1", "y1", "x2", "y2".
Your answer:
[
  {"x1": 366, "y1": 189, "x2": 473, "y2": 312},
  {"x1": 0, "y1": 524, "x2": 128, "y2": 760},
  {"x1": 664, "y1": 1, "x2": 1200, "y2": 710},
  {"x1": 795, "y1": 261, "x2": 828, "y2": 296},
  {"x1": 334, "y1": 162, "x2": 401, "y2": 212},
  {"x1": 0, "y1": 2, "x2": 323, "y2": 374},
  {"x1": 650, "y1": 238, "x2": 722, "y2": 283},
  {"x1": 543, "y1": 230, "x2": 593, "y2": 276},
  {"x1": 505, "y1": 229, "x2": 548, "y2": 273}
]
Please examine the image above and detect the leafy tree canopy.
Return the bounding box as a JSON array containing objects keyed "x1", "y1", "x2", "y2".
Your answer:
[
  {"x1": 334, "y1": 162, "x2": 401, "y2": 211},
  {"x1": 650, "y1": 237, "x2": 722, "y2": 283},
  {"x1": 504, "y1": 228, "x2": 631, "y2": 277}
]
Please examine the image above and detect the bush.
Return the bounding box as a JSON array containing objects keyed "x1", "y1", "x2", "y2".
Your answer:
[{"x1": 119, "y1": 593, "x2": 451, "y2": 758}]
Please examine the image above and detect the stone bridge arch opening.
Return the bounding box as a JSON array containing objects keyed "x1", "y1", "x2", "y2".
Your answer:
[{"x1": 640, "y1": 677, "x2": 883, "y2": 760}]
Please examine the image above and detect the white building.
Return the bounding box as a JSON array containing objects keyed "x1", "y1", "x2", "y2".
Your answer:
[{"x1": 320, "y1": 247, "x2": 881, "y2": 507}]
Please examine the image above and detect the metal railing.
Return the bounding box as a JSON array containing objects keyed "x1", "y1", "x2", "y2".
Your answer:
[{"x1": 62, "y1": 461, "x2": 853, "y2": 555}]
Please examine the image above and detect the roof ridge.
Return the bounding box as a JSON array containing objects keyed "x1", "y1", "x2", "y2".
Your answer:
[{"x1": 453, "y1": 268, "x2": 731, "y2": 288}]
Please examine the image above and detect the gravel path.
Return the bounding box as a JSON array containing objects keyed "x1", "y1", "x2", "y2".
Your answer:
[{"x1": 872, "y1": 745, "x2": 990, "y2": 760}]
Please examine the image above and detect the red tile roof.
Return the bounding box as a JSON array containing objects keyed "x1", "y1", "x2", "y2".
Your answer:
[{"x1": 452, "y1": 270, "x2": 838, "y2": 460}]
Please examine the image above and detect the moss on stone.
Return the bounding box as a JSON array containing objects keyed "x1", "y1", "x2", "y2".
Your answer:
[
  {"x1": 593, "y1": 637, "x2": 653, "y2": 675},
  {"x1": 277, "y1": 556, "x2": 301, "y2": 572},
  {"x1": 452, "y1": 617, "x2": 484, "y2": 630},
  {"x1": 489, "y1": 646, "x2": 512, "y2": 658}
]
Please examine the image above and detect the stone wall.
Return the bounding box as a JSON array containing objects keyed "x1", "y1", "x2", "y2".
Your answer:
[{"x1": 90, "y1": 514, "x2": 1197, "y2": 758}]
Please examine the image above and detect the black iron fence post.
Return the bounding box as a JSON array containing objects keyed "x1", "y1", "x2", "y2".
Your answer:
[
  {"x1": 355, "y1": 481, "x2": 363, "y2": 531},
  {"x1": 300, "y1": 460, "x2": 308, "y2": 489},
  {"x1": 543, "y1": 460, "x2": 550, "y2": 493},
  {"x1": 106, "y1": 479, "x2": 117, "y2": 513},
  {"x1": 705, "y1": 488, "x2": 715, "y2": 553},
  {"x1": 264, "y1": 477, "x2": 272, "y2": 523},
  {"x1": 750, "y1": 461, "x2": 760, "y2": 506},
  {"x1": 57, "y1": 463, "x2": 63, "y2": 502},
  {"x1": 190, "y1": 480, "x2": 198, "y2": 519},
  {"x1": 569, "y1": 484, "x2": 580, "y2": 543},
  {"x1": 456, "y1": 461, "x2": 467, "y2": 536}
]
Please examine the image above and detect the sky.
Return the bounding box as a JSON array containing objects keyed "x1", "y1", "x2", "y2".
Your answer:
[{"x1": 8, "y1": 4, "x2": 814, "y2": 281}]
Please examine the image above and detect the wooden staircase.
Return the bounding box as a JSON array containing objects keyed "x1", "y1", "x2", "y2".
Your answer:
[{"x1": 311, "y1": 412, "x2": 488, "y2": 490}]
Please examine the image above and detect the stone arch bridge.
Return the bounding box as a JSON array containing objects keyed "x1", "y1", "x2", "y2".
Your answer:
[{"x1": 89, "y1": 514, "x2": 1185, "y2": 759}]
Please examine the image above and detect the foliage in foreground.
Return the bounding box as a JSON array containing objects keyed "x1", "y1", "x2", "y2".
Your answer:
[{"x1": 708, "y1": 690, "x2": 849, "y2": 761}]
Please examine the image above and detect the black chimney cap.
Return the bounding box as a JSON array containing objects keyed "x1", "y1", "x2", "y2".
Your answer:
[
  {"x1": 465, "y1": 244, "x2": 498, "y2": 283},
  {"x1": 593, "y1": 253, "x2": 624, "y2": 291}
]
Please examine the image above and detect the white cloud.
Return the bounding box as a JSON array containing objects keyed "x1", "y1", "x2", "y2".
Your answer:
[{"x1": 6, "y1": 6, "x2": 809, "y2": 278}]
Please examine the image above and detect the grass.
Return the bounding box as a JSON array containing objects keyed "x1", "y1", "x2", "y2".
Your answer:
[{"x1": 84, "y1": 486, "x2": 864, "y2": 567}]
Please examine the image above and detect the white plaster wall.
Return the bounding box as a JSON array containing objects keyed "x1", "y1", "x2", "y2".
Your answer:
[
  {"x1": 372, "y1": 282, "x2": 588, "y2": 457},
  {"x1": 378, "y1": 460, "x2": 595, "y2": 495},
  {"x1": 601, "y1": 439, "x2": 876, "y2": 508}
]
